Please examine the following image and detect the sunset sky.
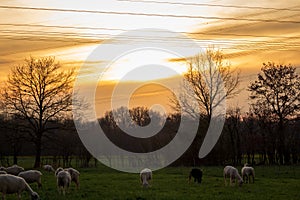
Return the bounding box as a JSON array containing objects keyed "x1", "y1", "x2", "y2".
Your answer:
[{"x1": 0, "y1": 0, "x2": 300, "y2": 116}]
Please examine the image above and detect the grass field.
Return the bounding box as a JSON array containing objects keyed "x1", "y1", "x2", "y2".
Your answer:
[{"x1": 3, "y1": 159, "x2": 300, "y2": 200}]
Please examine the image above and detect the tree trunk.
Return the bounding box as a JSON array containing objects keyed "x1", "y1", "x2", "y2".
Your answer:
[
  {"x1": 34, "y1": 137, "x2": 42, "y2": 168},
  {"x1": 236, "y1": 131, "x2": 241, "y2": 165},
  {"x1": 284, "y1": 150, "x2": 291, "y2": 165},
  {"x1": 13, "y1": 152, "x2": 18, "y2": 165},
  {"x1": 278, "y1": 120, "x2": 285, "y2": 165}
]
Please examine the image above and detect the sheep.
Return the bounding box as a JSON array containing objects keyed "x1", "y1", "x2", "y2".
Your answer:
[
  {"x1": 56, "y1": 170, "x2": 71, "y2": 195},
  {"x1": 241, "y1": 166, "x2": 255, "y2": 183},
  {"x1": 223, "y1": 166, "x2": 243, "y2": 186},
  {"x1": 243, "y1": 163, "x2": 250, "y2": 167},
  {"x1": 18, "y1": 170, "x2": 43, "y2": 189},
  {"x1": 55, "y1": 167, "x2": 64, "y2": 177},
  {"x1": 140, "y1": 168, "x2": 152, "y2": 187},
  {"x1": 43, "y1": 165, "x2": 55, "y2": 173},
  {"x1": 4, "y1": 165, "x2": 25, "y2": 176},
  {"x1": 0, "y1": 174, "x2": 40, "y2": 200},
  {"x1": 188, "y1": 168, "x2": 203, "y2": 184},
  {"x1": 64, "y1": 168, "x2": 80, "y2": 189},
  {"x1": 0, "y1": 171, "x2": 7, "y2": 175},
  {"x1": 54, "y1": 167, "x2": 80, "y2": 189}
]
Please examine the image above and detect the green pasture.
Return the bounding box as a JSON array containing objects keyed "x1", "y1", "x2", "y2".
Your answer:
[{"x1": 2, "y1": 158, "x2": 300, "y2": 200}]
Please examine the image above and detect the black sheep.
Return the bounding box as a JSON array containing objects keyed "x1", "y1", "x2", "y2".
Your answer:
[{"x1": 189, "y1": 168, "x2": 203, "y2": 184}]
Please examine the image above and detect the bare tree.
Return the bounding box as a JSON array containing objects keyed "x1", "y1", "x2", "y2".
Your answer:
[
  {"x1": 1, "y1": 57, "x2": 75, "y2": 168},
  {"x1": 171, "y1": 48, "x2": 240, "y2": 121},
  {"x1": 249, "y1": 62, "x2": 300, "y2": 164},
  {"x1": 129, "y1": 106, "x2": 151, "y2": 126},
  {"x1": 100, "y1": 106, "x2": 166, "y2": 153},
  {"x1": 224, "y1": 107, "x2": 242, "y2": 165},
  {"x1": 169, "y1": 48, "x2": 240, "y2": 165}
]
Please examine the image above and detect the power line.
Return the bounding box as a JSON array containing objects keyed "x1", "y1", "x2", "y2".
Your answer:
[
  {"x1": 1, "y1": 32, "x2": 300, "y2": 53},
  {"x1": 0, "y1": 5, "x2": 300, "y2": 24},
  {"x1": 2, "y1": 28, "x2": 300, "y2": 48},
  {"x1": 1, "y1": 23, "x2": 300, "y2": 40},
  {"x1": 1, "y1": 22, "x2": 300, "y2": 54},
  {"x1": 0, "y1": 23, "x2": 126, "y2": 32},
  {"x1": 118, "y1": 0, "x2": 300, "y2": 12}
]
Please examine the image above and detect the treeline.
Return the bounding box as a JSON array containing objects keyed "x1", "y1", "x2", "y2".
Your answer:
[
  {"x1": 1, "y1": 106, "x2": 299, "y2": 167},
  {"x1": 0, "y1": 116, "x2": 94, "y2": 168}
]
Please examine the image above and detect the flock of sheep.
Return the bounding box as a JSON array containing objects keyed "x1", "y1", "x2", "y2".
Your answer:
[
  {"x1": 0, "y1": 164, "x2": 80, "y2": 200},
  {"x1": 0, "y1": 163, "x2": 255, "y2": 199},
  {"x1": 140, "y1": 164, "x2": 255, "y2": 188}
]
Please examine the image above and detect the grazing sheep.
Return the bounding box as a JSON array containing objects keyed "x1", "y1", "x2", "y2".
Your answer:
[
  {"x1": 0, "y1": 171, "x2": 7, "y2": 175},
  {"x1": 140, "y1": 168, "x2": 152, "y2": 187},
  {"x1": 18, "y1": 170, "x2": 43, "y2": 188},
  {"x1": 64, "y1": 168, "x2": 80, "y2": 189},
  {"x1": 4, "y1": 165, "x2": 25, "y2": 176},
  {"x1": 56, "y1": 170, "x2": 71, "y2": 195},
  {"x1": 223, "y1": 166, "x2": 243, "y2": 186},
  {"x1": 241, "y1": 166, "x2": 255, "y2": 183},
  {"x1": 43, "y1": 165, "x2": 55, "y2": 172},
  {"x1": 0, "y1": 174, "x2": 40, "y2": 200},
  {"x1": 55, "y1": 167, "x2": 64, "y2": 177},
  {"x1": 189, "y1": 168, "x2": 203, "y2": 184},
  {"x1": 243, "y1": 163, "x2": 250, "y2": 167}
]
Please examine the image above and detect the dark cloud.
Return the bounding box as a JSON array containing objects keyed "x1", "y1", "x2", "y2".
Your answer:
[{"x1": 0, "y1": 35, "x2": 102, "y2": 80}]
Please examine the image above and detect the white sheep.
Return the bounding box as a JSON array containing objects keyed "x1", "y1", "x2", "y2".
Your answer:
[
  {"x1": 4, "y1": 165, "x2": 25, "y2": 176},
  {"x1": 0, "y1": 171, "x2": 7, "y2": 175},
  {"x1": 56, "y1": 170, "x2": 71, "y2": 195},
  {"x1": 241, "y1": 166, "x2": 255, "y2": 183},
  {"x1": 18, "y1": 170, "x2": 43, "y2": 188},
  {"x1": 64, "y1": 168, "x2": 80, "y2": 189},
  {"x1": 43, "y1": 165, "x2": 55, "y2": 173},
  {"x1": 140, "y1": 168, "x2": 152, "y2": 187},
  {"x1": 0, "y1": 174, "x2": 40, "y2": 200},
  {"x1": 223, "y1": 166, "x2": 243, "y2": 186},
  {"x1": 55, "y1": 167, "x2": 64, "y2": 177}
]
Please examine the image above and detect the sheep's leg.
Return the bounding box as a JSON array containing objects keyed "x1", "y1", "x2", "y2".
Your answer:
[
  {"x1": 224, "y1": 175, "x2": 227, "y2": 186},
  {"x1": 38, "y1": 177, "x2": 42, "y2": 188},
  {"x1": 76, "y1": 182, "x2": 80, "y2": 190},
  {"x1": 230, "y1": 175, "x2": 235, "y2": 186}
]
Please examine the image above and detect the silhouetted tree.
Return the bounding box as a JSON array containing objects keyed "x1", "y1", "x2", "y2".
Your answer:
[
  {"x1": 249, "y1": 62, "x2": 300, "y2": 164},
  {"x1": 170, "y1": 48, "x2": 240, "y2": 164},
  {"x1": 1, "y1": 57, "x2": 75, "y2": 168},
  {"x1": 224, "y1": 108, "x2": 242, "y2": 165},
  {"x1": 100, "y1": 106, "x2": 168, "y2": 153},
  {"x1": 171, "y1": 48, "x2": 240, "y2": 121}
]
